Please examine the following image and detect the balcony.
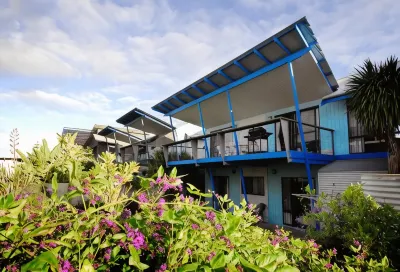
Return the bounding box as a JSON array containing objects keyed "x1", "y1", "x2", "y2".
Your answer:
[
  {"x1": 163, "y1": 117, "x2": 335, "y2": 166},
  {"x1": 121, "y1": 144, "x2": 160, "y2": 166}
]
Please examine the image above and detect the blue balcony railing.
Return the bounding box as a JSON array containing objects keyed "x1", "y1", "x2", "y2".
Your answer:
[{"x1": 163, "y1": 117, "x2": 334, "y2": 165}]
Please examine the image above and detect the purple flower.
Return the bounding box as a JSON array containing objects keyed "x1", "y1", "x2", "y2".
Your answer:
[
  {"x1": 177, "y1": 184, "x2": 183, "y2": 192},
  {"x1": 192, "y1": 224, "x2": 199, "y2": 230},
  {"x1": 48, "y1": 242, "x2": 57, "y2": 248},
  {"x1": 179, "y1": 194, "x2": 185, "y2": 201},
  {"x1": 158, "y1": 198, "x2": 166, "y2": 206},
  {"x1": 125, "y1": 223, "x2": 147, "y2": 250},
  {"x1": 58, "y1": 205, "x2": 66, "y2": 212},
  {"x1": 150, "y1": 181, "x2": 155, "y2": 187},
  {"x1": 68, "y1": 186, "x2": 76, "y2": 191},
  {"x1": 90, "y1": 199, "x2": 96, "y2": 205},
  {"x1": 15, "y1": 194, "x2": 22, "y2": 200},
  {"x1": 271, "y1": 239, "x2": 279, "y2": 246},
  {"x1": 83, "y1": 187, "x2": 90, "y2": 195},
  {"x1": 101, "y1": 219, "x2": 117, "y2": 228},
  {"x1": 189, "y1": 197, "x2": 194, "y2": 204},
  {"x1": 138, "y1": 193, "x2": 148, "y2": 203},
  {"x1": 158, "y1": 209, "x2": 165, "y2": 217},
  {"x1": 354, "y1": 239, "x2": 361, "y2": 247},
  {"x1": 207, "y1": 251, "x2": 216, "y2": 262},
  {"x1": 104, "y1": 248, "x2": 111, "y2": 261},
  {"x1": 205, "y1": 211, "x2": 216, "y2": 222},
  {"x1": 157, "y1": 246, "x2": 165, "y2": 253},
  {"x1": 60, "y1": 259, "x2": 72, "y2": 272},
  {"x1": 153, "y1": 233, "x2": 163, "y2": 242},
  {"x1": 186, "y1": 248, "x2": 192, "y2": 255},
  {"x1": 95, "y1": 195, "x2": 101, "y2": 201},
  {"x1": 275, "y1": 229, "x2": 282, "y2": 236},
  {"x1": 325, "y1": 263, "x2": 332, "y2": 269},
  {"x1": 121, "y1": 209, "x2": 132, "y2": 220},
  {"x1": 333, "y1": 248, "x2": 337, "y2": 255},
  {"x1": 156, "y1": 263, "x2": 167, "y2": 272},
  {"x1": 156, "y1": 177, "x2": 162, "y2": 184},
  {"x1": 215, "y1": 224, "x2": 223, "y2": 231},
  {"x1": 46, "y1": 188, "x2": 53, "y2": 194}
]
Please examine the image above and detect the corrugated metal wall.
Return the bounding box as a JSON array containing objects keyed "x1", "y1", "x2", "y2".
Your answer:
[
  {"x1": 362, "y1": 174, "x2": 400, "y2": 211},
  {"x1": 318, "y1": 171, "x2": 385, "y2": 196}
]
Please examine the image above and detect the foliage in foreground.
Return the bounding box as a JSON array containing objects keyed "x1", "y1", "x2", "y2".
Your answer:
[
  {"x1": 304, "y1": 184, "x2": 400, "y2": 269},
  {"x1": 0, "y1": 137, "x2": 394, "y2": 271}
]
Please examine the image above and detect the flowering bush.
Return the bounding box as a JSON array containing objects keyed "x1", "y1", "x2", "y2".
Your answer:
[
  {"x1": 303, "y1": 184, "x2": 400, "y2": 269},
  {"x1": 0, "y1": 137, "x2": 394, "y2": 271}
]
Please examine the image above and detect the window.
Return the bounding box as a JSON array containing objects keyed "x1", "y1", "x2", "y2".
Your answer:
[
  {"x1": 347, "y1": 111, "x2": 386, "y2": 153},
  {"x1": 275, "y1": 107, "x2": 320, "y2": 153},
  {"x1": 244, "y1": 177, "x2": 264, "y2": 195}
]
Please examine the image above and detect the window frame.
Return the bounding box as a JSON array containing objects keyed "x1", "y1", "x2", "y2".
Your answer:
[{"x1": 243, "y1": 176, "x2": 265, "y2": 196}]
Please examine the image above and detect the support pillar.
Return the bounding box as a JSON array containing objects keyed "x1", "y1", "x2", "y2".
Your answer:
[
  {"x1": 169, "y1": 116, "x2": 176, "y2": 142},
  {"x1": 198, "y1": 102, "x2": 216, "y2": 208},
  {"x1": 288, "y1": 62, "x2": 313, "y2": 190},
  {"x1": 141, "y1": 118, "x2": 150, "y2": 161},
  {"x1": 227, "y1": 91, "x2": 248, "y2": 203}
]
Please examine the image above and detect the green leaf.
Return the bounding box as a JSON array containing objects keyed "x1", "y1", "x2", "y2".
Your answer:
[
  {"x1": 170, "y1": 167, "x2": 177, "y2": 178},
  {"x1": 210, "y1": 252, "x2": 225, "y2": 269},
  {"x1": 21, "y1": 251, "x2": 58, "y2": 272},
  {"x1": 226, "y1": 214, "x2": 241, "y2": 235},
  {"x1": 178, "y1": 263, "x2": 199, "y2": 272},
  {"x1": 201, "y1": 265, "x2": 212, "y2": 272},
  {"x1": 8, "y1": 199, "x2": 27, "y2": 218},
  {"x1": 239, "y1": 256, "x2": 263, "y2": 272},
  {"x1": 275, "y1": 266, "x2": 300, "y2": 272},
  {"x1": 112, "y1": 233, "x2": 126, "y2": 240},
  {"x1": 81, "y1": 259, "x2": 95, "y2": 272},
  {"x1": 51, "y1": 173, "x2": 58, "y2": 193},
  {"x1": 157, "y1": 166, "x2": 164, "y2": 178}
]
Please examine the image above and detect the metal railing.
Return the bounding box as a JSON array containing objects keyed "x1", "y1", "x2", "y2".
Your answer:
[{"x1": 163, "y1": 117, "x2": 334, "y2": 163}]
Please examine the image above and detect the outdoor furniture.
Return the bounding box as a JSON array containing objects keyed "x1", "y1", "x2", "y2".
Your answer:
[{"x1": 244, "y1": 127, "x2": 272, "y2": 153}]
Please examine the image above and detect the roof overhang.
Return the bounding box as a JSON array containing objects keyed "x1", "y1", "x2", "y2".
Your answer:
[
  {"x1": 62, "y1": 127, "x2": 93, "y2": 145},
  {"x1": 98, "y1": 126, "x2": 142, "y2": 143},
  {"x1": 116, "y1": 108, "x2": 174, "y2": 136},
  {"x1": 152, "y1": 16, "x2": 338, "y2": 129}
]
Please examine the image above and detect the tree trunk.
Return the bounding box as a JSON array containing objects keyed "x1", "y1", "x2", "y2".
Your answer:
[{"x1": 388, "y1": 135, "x2": 400, "y2": 174}]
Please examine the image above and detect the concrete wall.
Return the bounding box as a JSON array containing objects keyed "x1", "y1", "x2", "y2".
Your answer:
[{"x1": 320, "y1": 100, "x2": 349, "y2": 155}]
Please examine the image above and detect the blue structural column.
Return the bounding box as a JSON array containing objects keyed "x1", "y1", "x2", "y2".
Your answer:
[
  {"x1": 288, "y1": 62, "x2": 314, "y2": 190},
  {"x1": 227, "y1": 91, "x2": 248, "y2": 203},
  {"x1": 169, "y1": 116, "x2": 176, "y2": 142},
  {"x1": 197, "y1": 103, "x2": 216, "y2": 207}
]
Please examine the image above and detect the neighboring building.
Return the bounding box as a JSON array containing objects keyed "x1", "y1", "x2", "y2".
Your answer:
[
  {"x1": 151, "y1": 17, "x2": 388, "y2": 227},
  {"x1": 63, "y1": 108, "x2": 174, "y2": 174}
]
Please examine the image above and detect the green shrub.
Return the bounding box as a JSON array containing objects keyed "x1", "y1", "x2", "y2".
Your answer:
[
  {"x1": 0, "y1": 136, "x2": 394, "y2": 271},
  {"x1": 303, "y1": 184, "x2": 400, "y2": 269}
]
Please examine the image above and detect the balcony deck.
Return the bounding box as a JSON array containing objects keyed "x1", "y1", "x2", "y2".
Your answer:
[{"x1": 163, "y1": 117, "x2": 335, "y2": 167}]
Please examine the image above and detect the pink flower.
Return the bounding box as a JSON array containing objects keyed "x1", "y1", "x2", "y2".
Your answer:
[
  {"x1": 186, "y1": 248, "x2": 192, "y2": 255},
  {"x1": 179, "y1": 194, "x2": 185, "y2": 201},
  {"x1": 156, "y1": 263, "x2": 167, "y2": 272},
  {"x1": 215, "y1": 224, "x2": 223, "y2": 231},
  {"x1": 205, "y1": 211, "x2": 216, "y2": 222},
  {"x1": 90, "y1": 199, "x2": 96, "y2": 205},
  {"x1": 207, "y1": 251, "x2": 216, "y2": 262},
  {"x1": 192, "y1": 224, "x2": 199, "y2": 230},
  {"x1": 46, "y1": 188, "x2": 53, "y2": 194},
  {"x1": 83, "y1": 187, "x2": 90, "y2": 195},
  {"x1": 333, "y1": 248, "x2": 337, "y2": 255},
  {"x1": 68, "y1": 186, "x2": 76, "y2": 191},
  {"x1": 48, "y1": 242, "x2": 57, "y2": 248},
  {"x1": 354, "y1": 239, "x2": 361, "y2": 247},
  {"x1": 325, "y1": 263, "x2": 332, "y2": 269},
  {"x1": 138, "y1": 193, "x2": 148, "y2": 203}
]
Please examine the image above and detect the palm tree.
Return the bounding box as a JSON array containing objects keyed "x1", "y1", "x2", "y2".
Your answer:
[{"x1": 346, "y1": 56, "x2": 400, "y2": 173}]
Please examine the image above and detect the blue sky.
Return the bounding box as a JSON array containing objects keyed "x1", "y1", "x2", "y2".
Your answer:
[{"x1": 0, "y1": 0, "x2": 399, "y2": 156}]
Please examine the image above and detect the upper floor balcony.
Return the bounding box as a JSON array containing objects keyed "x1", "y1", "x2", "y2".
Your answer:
[{"x1": 163, "y1": 117, "x2": 334, "y2": 167}]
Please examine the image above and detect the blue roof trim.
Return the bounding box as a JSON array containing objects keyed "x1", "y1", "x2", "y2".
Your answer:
[
  {"x1": 233, "y1": 60, "x2": 250, "y2": 74},
  {"x1": 191, "y1": 84, "x2": 206, "y2": 95},
  {"x1": 163, "y1": 42, "x2": 316, "y2": 116},
  {"x1": 218, "y1": 70, "x2": 233, "y2": 82},
  {"x1": 253, "y1": 48, "x2": 271, "y2": 64},
  {"x1": 320, "y1": 95, "x2": 350, "y2": 106},
  {"x1": 273, "y1": 37, "x2": 291, "y2": 55},
  {"x1": 153, "y1": 17, "x2": 338, "y2": 115}
]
